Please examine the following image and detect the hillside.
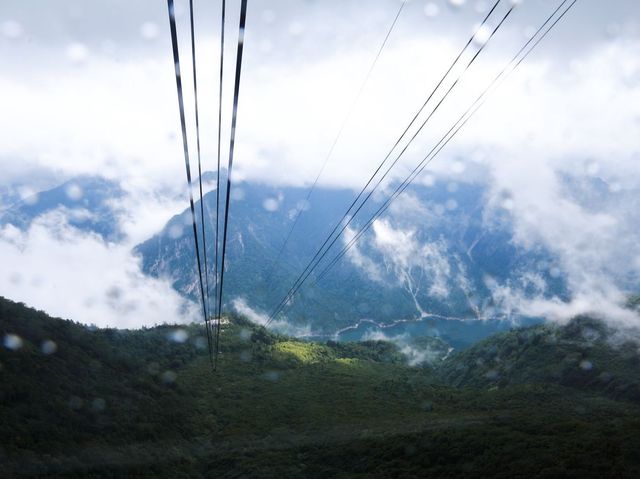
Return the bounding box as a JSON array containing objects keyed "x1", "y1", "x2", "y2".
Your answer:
[{"x1": 2, "y1": 297, "x2": 640, "y2": 478}]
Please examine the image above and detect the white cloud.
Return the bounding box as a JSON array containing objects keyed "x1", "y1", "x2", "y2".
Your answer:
[
  {"x1": 231, "y1": 297, "x2": 313, "y2": 337},
  {"x1": 0, "y1": 210, "x2": 198, "y2": 328}
]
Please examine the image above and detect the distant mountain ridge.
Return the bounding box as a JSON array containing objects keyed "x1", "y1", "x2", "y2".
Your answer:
[{"x1": 135, "y1": 177, "x2": 565, "y2": 343}]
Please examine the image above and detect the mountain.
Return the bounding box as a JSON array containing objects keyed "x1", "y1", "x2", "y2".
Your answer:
[
  {"x1": 0, "y1": 176, "x2": 124, "y2": 241},
  {"x1": 136, "y1": 178, "x2": 564, "y2": 344},
  {"x1": 439, "y1": 316, "x2": 640, "y2": 403},
  {"x1": 2, "y1": 297, "x2": 640, "y2": 478}
]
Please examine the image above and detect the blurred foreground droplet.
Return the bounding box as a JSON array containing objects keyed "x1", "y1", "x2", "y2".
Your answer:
[
  {"x1": 1, "y1": 20, "x2": 23, "y2": 39},
  {"x1": 65, "y1": 183, "x2": 83, "y2": 201},
  {"x1": 140, "y1": 22, "x2": 159, "y2": 40},
  {"x1": 162, "y1": 370, "x2": 177, "y2": 383},
  {"x1": 3, "y1": 334, "x2": 23, "y2": 351},
  {"x1": 41, "y1": 339, "x2": 57, "y2": 355},
  {"x1": 168, "y1": 329, "x2": 189, "y2": 343},
  {"x1": 423, "y1": 3, "x2": 439, "y2": 18},
  {"x1": 66, "y1": 43, "x2": 89, "y2": 64}
]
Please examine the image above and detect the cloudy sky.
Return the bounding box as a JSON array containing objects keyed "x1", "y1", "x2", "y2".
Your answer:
[{"x1": 1, "y1": 0, "x2": 639, "y2": 328}]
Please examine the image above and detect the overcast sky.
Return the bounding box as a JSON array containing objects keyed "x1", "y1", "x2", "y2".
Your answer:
[{"x1": 1, "y1": 0, "x2": 639, "y2": 329}]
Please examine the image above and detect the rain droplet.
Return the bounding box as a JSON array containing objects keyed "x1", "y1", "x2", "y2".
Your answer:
[
  {"x1": 288, "y1": 21, "x2": 305, "y2": 37},
  {"x1": 168, "y1": 329, "x2": 189, "y2": 343},
  {"x1": 1, "y1": 20, "x2": 23, "y2": 39},
  {"x1": 423, "y1": 3, "x2": 439, "y2": 18},
  {"x1": 263, "y1": 198, "x2": 279, "y2": 212},
  {"x1": 579, "y1": 360, "x2": 593, "y2": 371},
  {"x1": 194, "y1": 336, "x2": 207, "y2": 350},
  {"x1": 258, "y1": 39, "x2": 273, "y2": 53},
  {"x1": 66, "y1": 43, "x2": 90, "y2": 64},
  {"x1": 231, "y1": 188, "x2": 245, "y2": 201},
  {"x1": 3, "y1": 334, "x2": 23, "y2": 351},
  {"x1": 472, "y1": 24, "x2": 492, "y2": 47},
  {"x1": 523, "y1": 25, "x2": 537, "y2": 40},
  {"x1": 41, "y1": 339, "x2": 57, "y2": 355},
  {"x1": 91, "y1": 398, "x2": 106, "y2": 412},
  {"x1": 447, "y1": 182, "x2": 459, "y2": 193},
  {"x1": 421, "y1": 174, "x2": 435, "y2": 187},
  {"x1": 263, "y1": 370, "x2": 280, "y2": 382},
  {"x1": 262, "y1": 10, "x2": 276, "y2": 24},
  {"x1": 168, "y1": 223, "x2": 183, "y2": 239},
  {"x1": 65, "y1": 183, "x2": 83, "y2": 201},
  {"x1": 448, "y1": 0, "x2": 466, "y2": 8},
  {"x1": 161, "y1": 370, "x2": 177, "y2": 383},
  {"x1": 140, "y1": 22, "x2": 159, "y2": 40},
  {"x1": 446, "y1": 199, "x2": 458, "y2": 211},
  {"x1": 147, "y1": 362, "x2": 160, "y2": 375},
  {"x1": 18, "y1": 186, "x2": 39, "y2": 205},
  {"x1": 608, "y1": 182, "x2": 622, "y2": 193},
  {"x1": 475, "y1": 1, "x2": 488, "y2": 13},
  {"x1": 500, "y1": 198, "x2": 514, "y2": 211},
  {"x1": 585, "y1": 160, "x2": 599, "y2": 176},
  {"x1": 69, "y1": 396, "x2": 83, "y2": 410},
  {"x1": 451, "y1": 161, "x2": 466, "y2": 174}
]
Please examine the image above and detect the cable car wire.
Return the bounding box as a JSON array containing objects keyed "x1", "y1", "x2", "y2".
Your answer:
[
  {"x1": 166, "y1": 0, "x2": 213, "y2": 365},
  {"x1": 316, "y1": 0, "x2": 579, "y2": 284},
  {"x1": 215, "y1": 0, "x2": 248, "y2": 365}
]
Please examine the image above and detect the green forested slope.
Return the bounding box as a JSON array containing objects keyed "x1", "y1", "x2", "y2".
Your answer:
[{"x1": 1, "y1": 297, "x2": 640, "y2": 478}]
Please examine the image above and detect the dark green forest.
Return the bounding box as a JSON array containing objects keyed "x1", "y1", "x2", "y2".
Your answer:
[{"x1": 2, "y1": 296, "x2": 640, "y2": 478}]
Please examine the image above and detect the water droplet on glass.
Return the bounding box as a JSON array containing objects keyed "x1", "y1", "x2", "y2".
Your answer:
[
  {"x1": 263, "y1": 370, "x2": 280, "y2": 382},
  {"x1": 500, "y1": 198, "x2": 514, "y2": 211},
  {"x1": 447, "y1": 182, "x2": 459, "y2": 193},
  {"x1": 262, "y1": 10, "x2": 276, "y2": 24},
  {"x1": 162, "y1": 370, "x2": 177, "y2": 383},
  {"x1": 231, "y1": 188, "x2": 245, "y2": 201},
  {"x1": 448, "y1": 0, "x2": 466, "y2": 8},
  {"x1": 65, "y1": 183, "x2": 83, "y2": 201},
  {"x1": 1, "y1": 20, "x2": 23, "y2": 39},
  {"x1": 168, "y1": 223, "x2": 183, "y2": 239},
  {"x1": 263, "y1": 198, "x2": 279, "y2": 212},
  {"x1": 91, "y1": 398, "x2": 106, "y2": 412},
  {"x1": 423, "y1": 3, "x2": 439, "y2": 18},
  {"x1": 147, "y1": 362, "x2": 160, "y2": 375},
  {"x1": 140, "y1": 22, "x2": 159, "y2": 40},
  {"x1": 473, "y1": 24, "x2": 491, "y2": 47},
  {"x1": 451, "y1": 161, "x2": 466, "y2": 174},
  {"x1": 66, "y1": 43, "x2": 90, "y2": 64},
  {"x1": 585, "y1": 160, "x2": 599, "y2": 176},
  {"x1": 475, "y1": 1, "x2": 488, "y2": 13},
  {"x1": 3, "y1": 334, "x2": 23, "y2": 351},
  {"x1": 446, "y1": 199, "x2": 458, "y2": 211},
  {"x1": 288, "y1": 21, "x2": 305, "y2": 37},
  {"x1": 41, "y1": 340, "x2": 57, "y2": 355},
  {"x1": 523, "y1": 25, "x2": 536, "y2": 40},
  {"x1": 434, "y1": 204, "x2": 445, "y2": 216},
  {"x1": 18, "y1": 186, "x2": 39, "y2": 205},
  {"x1": 194, "y1": 336, "x2": 207, "y2": 350},
  {"x1": 421, "y1": 174, "x2": 435, "y2": 187},
  {"x1": 259, "y1": 39, "x2": 273, "y2": 53},
  {"x1": 608, "y1": 182, "x2": 621, "y2": 193},
  {"x1": 579, "y1": 360, "x2": 593, "y2": 371},
  {"x1": 69, "y1": 396, "x2": 83, "y2": 410},
  {"x1": 168, "y1": 329, "x2": 189, "y2": 343}
]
